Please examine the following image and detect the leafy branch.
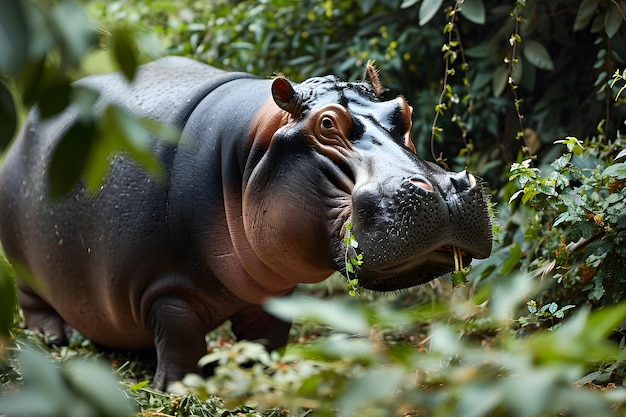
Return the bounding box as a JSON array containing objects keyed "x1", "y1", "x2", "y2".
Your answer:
[{"x1": 343, "y1": 222, "x2": 363, "y2": 297}]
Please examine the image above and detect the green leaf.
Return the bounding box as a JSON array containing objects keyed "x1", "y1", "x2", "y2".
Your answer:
[
  {"x1": 6, "y1": 348, "x2": 68, "y2": 406},
  {"x1": 85, "y1": 106, "x2": 164, "y2": 191},
  {"x1": 71, "y1": 85, "x2": 101, "y2": 121},
  {"x1": 465, "y1": 42, "x2": 490, "y2": 58},
  {"x1": 459, "y1": 0, "x2": 485, "y2": 25},
  {"x1": 582, "y1": 303, "x2": 626, "y2": 344},
  {"x1": 503, "y1": 370, "x2": 556, "y2": 417},
  {"x1": 48, "y1": 119, "x2": 97, "y2": 198},
  {"x1": 523, "y1": 40, "x2": 554, "y2": 71},
  {"x1": 0, "y1": 263, "x2": 16, "y2": 338},
  {"x1": 0, "y1": 0, "x2": 28, "y2": 74},
  {"x1": 0, "y1": 348, "x2": 135, "y2": 417},
  {"x1": 337, "y1": 366, "x2": 406, "y2": 416},
  {"x1": 111, "y1": 26, "x2": 139, "y2": 80},
  {"x1": 528, "y1": 304, "x2": 626, "y2": 366},
  {"x1": 112, "y1": 108, "x2": 164, "y2": 177},
  {"x1": 457, "y1": 384, "x2": 503, "y2": 417},
  {"x1": 604, "y1": 4, "x2": 623, "y2": 38},
  {"x1": 16, "y1": 59, "x2": 45, "y2": 108},
  {"x1": 130, "y1": 380, "x2": 151, "y2": 391},
  {"x1": 37, "y1": 76, "x2": 72, "y2": 119},
  {"x1": 492, "y1": 65, "x2": 508, "y2": 97},
  {"x1": 265, "y1": 296, "x2": 369, "y2": 333},
  {"x1": 419, "y1": 0, "x2": 444, "y2": 26},
  {"x1": 501, "y1": 242, "x2": 522, "y2": 274},
  {"x1": 0, "y1": 80, "x2": 17, "y2": 150},
  {"x1": 591, "y1": 11, "x2": 606, "y2": 33},
  {"x1": 554, "y1": 136, "x2": 584, "y2": 155},
  {"x1": 400, "y1": 0, "x2": 420, "y2": 8},
  {"x1": 360, "y1": 0, "x2": 376, "y2": 13},
  {"x1": 64, "y1": 359, "x2": 136, "y2": 417},
  {"x1": 429, "y1": 323, "x2": 462, "y2": 355},
  {"x1": 490, "y1": 272, "x2": 535, "y2": 322},
  {"x1": 602, "y1": 162, "x2": 626, "y2": 179},
  {"x1": 574, "y1": 0, "x2": 600, "y2": 31},
  {"x1": 297, "y1": 333, "x2": 376, "y2": 363},
  {"x1": 48, "y1": 0, "x2": 98, "y2": 67},
  {"x1": 548, "y1": 302, "x2": 558, "y2": 315}
]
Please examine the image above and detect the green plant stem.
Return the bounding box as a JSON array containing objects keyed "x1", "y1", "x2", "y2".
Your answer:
[{"x1": 508, "y1": 11, "x2": 526, "y2": 148}]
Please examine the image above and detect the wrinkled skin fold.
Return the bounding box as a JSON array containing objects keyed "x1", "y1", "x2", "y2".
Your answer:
[{"x1": 0, "y1": 57, "x2": 492, "y2": 390}]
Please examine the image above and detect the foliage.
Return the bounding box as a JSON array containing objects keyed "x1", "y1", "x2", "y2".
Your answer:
[
  {"x1": 174, "y1": 284, "x2": 626, "y2": 417},
  {"x1": 0, "y1": 343, "x2": 135, "y2": 417},
  {"x1": 86, "y1": 0, "x2": 626, "y2": 177},
  {"x1": 0, "y1": 0, "x2": 174, "y2": 197},
  {"x1": 504, "y1": 134, "x2": 626, "y2": 307}
]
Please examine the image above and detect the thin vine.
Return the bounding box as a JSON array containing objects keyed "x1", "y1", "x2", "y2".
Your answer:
[
  {"x1": 506, "y1": 1, "x2": 531, "y2": 155},
  {"x1": 430, "y1": 0, "x2": 473, "y2": 169}
]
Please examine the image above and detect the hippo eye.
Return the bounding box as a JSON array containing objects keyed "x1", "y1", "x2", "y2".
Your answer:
[
  {"x1": 321, "y1": 116, "x2": 334, "y2": 129},
  {"x1": 314, "y1": 105, "x2": 354, "y2": 149}
]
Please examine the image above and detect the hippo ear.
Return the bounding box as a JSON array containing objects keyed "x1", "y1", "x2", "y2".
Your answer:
[
  {"x1": 272, "y1": 77, "x2": 302, "y2": 117},
  {"x1": 363, "y1": 59, "x2": 385, "y2": 97}
]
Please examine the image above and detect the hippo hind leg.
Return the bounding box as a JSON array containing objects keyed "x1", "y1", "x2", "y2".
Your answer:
[
  {"x1": 18, "y1": 284, "x2": 73, "y2": 346},
  {"x1": 230, "y1": 304, "x2": 292, "y2": 352}
]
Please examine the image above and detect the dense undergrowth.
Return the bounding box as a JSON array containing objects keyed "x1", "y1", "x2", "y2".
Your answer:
[{"x1": 2, "y1": 0, "x2": 626, "y2": 416}]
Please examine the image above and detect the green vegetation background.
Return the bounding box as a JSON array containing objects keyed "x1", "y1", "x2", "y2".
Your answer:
[{"x1": 1, "y1": 0, "x2": 626, "y2": 416}]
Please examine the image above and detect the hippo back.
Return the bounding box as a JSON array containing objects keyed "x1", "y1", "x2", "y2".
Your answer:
[{"x1": 0, "y1": 57, "x2": 261, "y2": 347}]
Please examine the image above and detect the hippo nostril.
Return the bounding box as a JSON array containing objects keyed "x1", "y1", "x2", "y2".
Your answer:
[
  {"x1": 450, "y1": 170, "x2": 476, "y2": 191},
  {"x1": 409, "y1": 177, "x2": 434, "y2": 192}
]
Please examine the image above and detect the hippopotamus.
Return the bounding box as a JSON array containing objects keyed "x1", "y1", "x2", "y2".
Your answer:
[{"x1": 0, "y1": 56, "x2": 492, "y2": 389}]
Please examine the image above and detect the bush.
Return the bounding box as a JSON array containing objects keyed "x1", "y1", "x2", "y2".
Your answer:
[{"x1": 87, "y1": 0, "x2": 626, "y2": 176}]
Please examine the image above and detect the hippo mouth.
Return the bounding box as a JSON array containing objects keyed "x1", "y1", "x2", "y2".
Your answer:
[{"x1": 357, "y1": 245, "x2": 474, "y2": 291}]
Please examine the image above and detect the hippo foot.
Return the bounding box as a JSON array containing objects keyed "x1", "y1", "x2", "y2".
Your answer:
[
  {"x1": 148, "y1": 298, "x2": 292, "y2": 391},
  {"x1": 23, "y1": 308, "x2": 74, "y2": 346},
  {"x1": 148, "y1": 296, "x2": 213, "y2": 391},
  {"x1": 18, "y1": 288, "x2": 74, "y2": 346}
]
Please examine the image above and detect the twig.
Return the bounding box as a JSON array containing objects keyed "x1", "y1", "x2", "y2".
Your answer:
[{"x1": 566, "y1": 231, "x2": 606, "y2": 256}]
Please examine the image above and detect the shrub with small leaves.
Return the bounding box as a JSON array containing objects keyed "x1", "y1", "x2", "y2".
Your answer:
[{"x1": 504, "y1": 132, "x2": 626, "y2": 308}]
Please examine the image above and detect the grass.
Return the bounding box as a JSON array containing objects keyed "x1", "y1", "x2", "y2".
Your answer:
[{"x1": 0, "y1": 275, "x2": 443, "y2": 417}]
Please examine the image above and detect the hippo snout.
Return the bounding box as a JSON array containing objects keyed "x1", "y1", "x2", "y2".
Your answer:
[{"x1": 350, "y1": 169, "x2": 492, "y2": 291}]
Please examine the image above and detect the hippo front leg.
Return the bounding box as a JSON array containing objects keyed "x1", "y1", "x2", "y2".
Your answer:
[
  {"x1": 146, "y1": 297, "x2": 209, "y2": 390},
  {"x1": 230, "y1": 304, "x2": 292, "y2": 352}
]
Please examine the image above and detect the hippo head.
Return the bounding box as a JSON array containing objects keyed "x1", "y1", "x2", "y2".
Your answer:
[{"x1": 243, "y1": 64, "x2": 492, "y2": 292}]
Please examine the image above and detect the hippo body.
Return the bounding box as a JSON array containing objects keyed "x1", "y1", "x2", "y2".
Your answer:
[{"x1": 0, "y1": 57, "x2": 492, "y2": 389}]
